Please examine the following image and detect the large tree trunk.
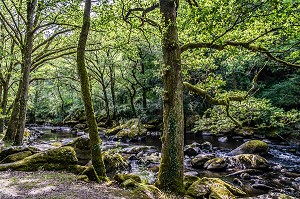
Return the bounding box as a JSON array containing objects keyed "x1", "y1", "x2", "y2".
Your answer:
[
  {"x1": 76, "y1": 0, "x2": 106, "y2": 180},
  {"x1": 4, "y1": 0, "x2": 36, "y2": 145},
  {"x1": 155, "y1": 0, "x2": 185, "y2": 194}
]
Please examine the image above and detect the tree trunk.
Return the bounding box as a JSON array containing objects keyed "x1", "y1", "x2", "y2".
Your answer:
[
  {"x1": 155, "y1": 0, "x2": 185, "y2": 194},
  {"x1": 102, "y1": 86, "x2": 111, "y2": 125},
  {"x1": 0, "y1": 82, "x2": 9, "y2": 133},
  {"x1": 76, "y1": 0, "x2": 106, "y2": 180},
  {"x1": 109, "y1": 65, "x2": 116, "y2": 119}
]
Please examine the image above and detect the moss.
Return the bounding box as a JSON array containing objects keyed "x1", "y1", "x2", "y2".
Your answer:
[
  {"x1": 203, "y1": 157, "x2": 227, "y2": 171},
  {"x1": 82, "y1": 165, "x2": 100, "y2": 182},
  {"x1": 184, "y1": 175, "x2": 200, "y2": 190},
  {"x1": 231, "y1": 140, "x2": 268, "y2": 156},
  {"x1": 121, "y1": 179, "x2": 139, "y2": 188},
  {"x1": 114, "y1": 173, "x2": 142, "y2": 183},
  {"x1": 103, "y1": 151, "x2": 129, "y2": 173},
  {"x1": 0, "y1": 147, "x2": 78, "y2": 171},
  {"x1": 232, "y1": 154, "x2": 269, "y2": 170},
  {"x1": 0, "y1": 151, "x2": 32, "y2": 163},
  {"x1": 186, "y1": 177, "x2": 246, "y2": 198}
]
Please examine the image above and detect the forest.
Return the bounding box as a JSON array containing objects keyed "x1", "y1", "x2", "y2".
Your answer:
[{"x1": 0, "y1": 0, "x2": 299, "y2": 198}]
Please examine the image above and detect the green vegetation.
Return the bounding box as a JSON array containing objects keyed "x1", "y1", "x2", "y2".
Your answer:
[{"x1": 0, "y1": 0, "x2": 299, "y2": 196}]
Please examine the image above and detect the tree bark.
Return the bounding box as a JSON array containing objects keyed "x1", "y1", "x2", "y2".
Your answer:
[
  {"x1": 76, "y1": 0, "x2": 106, "y2": 180},
  {"x1": 155, "y1": 0, "x2": 185, "y2": 194}
]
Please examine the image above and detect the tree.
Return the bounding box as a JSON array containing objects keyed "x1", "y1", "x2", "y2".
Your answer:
[
  {"x1": 0, "y1": 0, "x2": 80, "y2": 144},
  {"x1": 76, "y1": 0, "x2": 106, "y2": 180}
]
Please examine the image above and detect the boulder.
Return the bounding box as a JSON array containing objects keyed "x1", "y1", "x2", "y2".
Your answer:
[
  {"x1": 103, "y1": 151, "x2": 129, "y2": 173},
  {"x1": 203, "y1": 157, "x2": 227, "y2": 171},
  {"x1": 229, "y1": 140, "x2": 268, "y2": 156},
  {"x1": 201, "y1": 141, "x2": 213, "y2": 151},
  {"x1": 186, "y1": 177, "x2": 246, "y2": 198},
  {"x1": 184, "y1": 175, "x2": 200, "y2": 190},
  {"x1": 73, "y1": 123, "x2": 87, "y2": 130},
  {"x1": 184, "y1": 147, "x2": 199, "y2": 156},
  {"x1": 0, "y1": 146, "x2": 39, "y2": 161},
  {"x1": 66, "y1": 135, "x2": 91, "y2": 165},
  {"x1": 229, "y1": 154, "x2": 269, "y2": 170},
  {"x1": 191, "y1": 154, "x2": 215, "y2": 168},
  {"x1": 0, "y1": 146, "x2": 78, "y2": 171},
  {"x1": 106, "y1": 119, "x2": 147, "y2": 140},
  {"x1": 114, "y1": 173, "x2": 142, "y2": 183},
  {"x1": 0, "y1": 151, "x2": 33, "y2": 163}
]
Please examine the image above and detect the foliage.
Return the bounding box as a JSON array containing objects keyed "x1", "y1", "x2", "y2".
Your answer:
[
  {"x1": 193, "y1": 96, "x2": 300, "y2": 134},
  {"x1": 260, "y1": 74, "x2": 300, "y2": 109}
]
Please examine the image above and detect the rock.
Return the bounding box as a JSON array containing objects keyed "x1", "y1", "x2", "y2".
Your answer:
[
  {"x1": 66, "y1": 135, "x2": 91, "y2": 165},
  {"x1": 191, "y1": 154, "x2": 215, "y2": 168},
  {"x1": 186, "y1": 177, "x2": 246, "y2": 198},
  {"x1": 106, "y1": 119, "x2": 147, "y2": 140},
  {"x1": 229, "y1": 140, "x2": 268, "y2": 156},
  {"x1": 143, "y1": 153, "x2": 160, "y2": 164},
  {"x1": 218, "y1": 136, "x2": 228, "y2": 143},
  {"x1": 203, "y1": 157, "x2": 227, "y2": 171},
  {"x1": 114, "y1": 173, "x2": 142, "y2": 183},
  {"x1": 0, "y1": 146, "x2": 39, "y2": 161},
  {"x1": 201, "y1": 141, "x2": 213, "y2": 151},
  {"x1": 240, "y1": 173, "x2": 251, "y2": 180},
  {"x1": 251, "y1": 183, "x2": 273, "y2": 191},
  {"x1": 122, "y1": 146, "x2": 156, "y2": 154},
  {"x1": 295, "y1": 177, "x2": 300, "y2": 183},
  {"x1": 233, "y1": 178, "x2": 243, "y2": 187},
  {"x1": 184, "y1": 175, "x2": 200, "y2": 190},
  {"x1": 103, "y1": 151, "x2": 129, "y2": 173},
  {"x1": 245, "y1": 192, "x2": 296, "y2": 199},
  {"x1": 73, "y1": 123, "x2": 87, "y2": 130},
  {"x1": 0, "y1": 146, "x2": 78, "y2": 171},
  {"x1": 0, "y1": 151, "x2": 32, "y2": 163},
  {"x1": 230, "y1": 154, "x2": 269, "y2": 170},
  {"x1": 184, "y1": 147, "x2": 199, "y2": 156}
]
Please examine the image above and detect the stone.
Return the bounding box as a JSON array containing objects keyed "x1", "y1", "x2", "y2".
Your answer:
[
  {"x1": 66, "y1": 135, "x2": 91, "y2": 165},
  {"x1": 230, "y1": 154, "x2": 269, "y2": 170},
  {"x1": 229, "y1": 140, "x2": 268, "y2": 156},
  {"x1": 218, "y1": 136, "x2": 228, "y2": 143},
  {"x1": 114, "y1": 173, "x2": 142, "y2": 183},
  {"x1": 184, "y1": 175, "x2": 200, "y2": 190},
  {"x1": 186, "y1": 177, "x2": 246, "y2": 198},
  {"x1": 201, "y1": 141, "x2": 213, "y2": 151},
  {"x1": 0, "y1": 151, "x2": 32, "y2": 163},
  {"x1": 103, "y1": 151, "x2": 129, "y2": 173},
  {"x1": 184, "y1": 147, "x2": 199, "y2": 156},
  {"x1": 203, "y1": 157, "x2": 227, "y2": 171},
  {"x1": 0, "y1": 146, "x2": 39, "y2": 161},
  {"x1": 106, "y1": 119, "x2": 147, "y2": 139},
  {"x1": 191, "y1": 153, "x2": 215, "y2": 168},
  {"x1": 0, "y1": 146, "x2": 78, "y2": 171},
  {"x1": 73, "y1": 123, "x2": 87, "y2": 130}
]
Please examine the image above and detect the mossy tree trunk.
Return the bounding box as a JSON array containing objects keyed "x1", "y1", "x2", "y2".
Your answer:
[
  {"x1": 76, "y1": 0, "x2": 106, "y2": 180},
  {"x1": 155, "y1": 0, "x2": 185, "y2": 194},
  {"x1": 4, "y1": 0, "x2": 36, "y2": 145}
]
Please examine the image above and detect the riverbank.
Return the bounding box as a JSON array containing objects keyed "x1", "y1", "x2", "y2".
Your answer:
[{"x1": 0, "y1": 170, "x2": 137, "y2": 199}]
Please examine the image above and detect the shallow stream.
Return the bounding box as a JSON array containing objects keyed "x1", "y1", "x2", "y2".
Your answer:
[{"x1": 26, "y1": 125, "x2": 300, "y2": 198}]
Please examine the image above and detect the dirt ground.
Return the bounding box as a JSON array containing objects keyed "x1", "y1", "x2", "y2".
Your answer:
[{"x1": 0, "y1": 170, "x2": 138, "y2": 199}]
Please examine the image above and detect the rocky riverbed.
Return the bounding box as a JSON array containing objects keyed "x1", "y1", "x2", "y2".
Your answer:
[{"x1": 2, "y1": 124, "x2": 299, "y2": 198}]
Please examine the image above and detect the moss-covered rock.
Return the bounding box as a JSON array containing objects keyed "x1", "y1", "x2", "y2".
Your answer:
[
  {"x1": 184, "y1": 175, "x2": 200, "y2": 190},
  {"x1": 0, "y1": 151, "x2": 32, "y2": 163},
  {"x1": 186, "y1": 177, "x2": 246, "y2": 199},
  {"x1": 66, "y1": 135, "x2": 91, "y2": 165},
  {"x1": 0, "y1": 146, "x2": 39, "y2": 161},
  {"x1": 103, "y1": 151, "x2": 129, "y2": 173},
  {"x1": 191, "y1": 154, "x2": 215, "y2": 168},
  {"x1": 230, "y1": 140, "x2": 268, "y2": 156},
  {"x1": 203, "y1": 157, "x2": 227, "y2": 171},
  {"x1": 106, "y1": 119, "x2": 147, "y2": 139},
  {"x1": 0, "y1": 146, "x2": 78, "y2": 171},
  {"x1": 114, "y1": 173, "x2": 142, "y2": 183},
  {"x1": 230, "y1": 154, "x2": 269, "y2": 170}
]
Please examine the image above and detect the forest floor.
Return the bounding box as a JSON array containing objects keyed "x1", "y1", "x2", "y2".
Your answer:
[{"x1": 0, "y1": 170, "x2": 139, "y2": 199}]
